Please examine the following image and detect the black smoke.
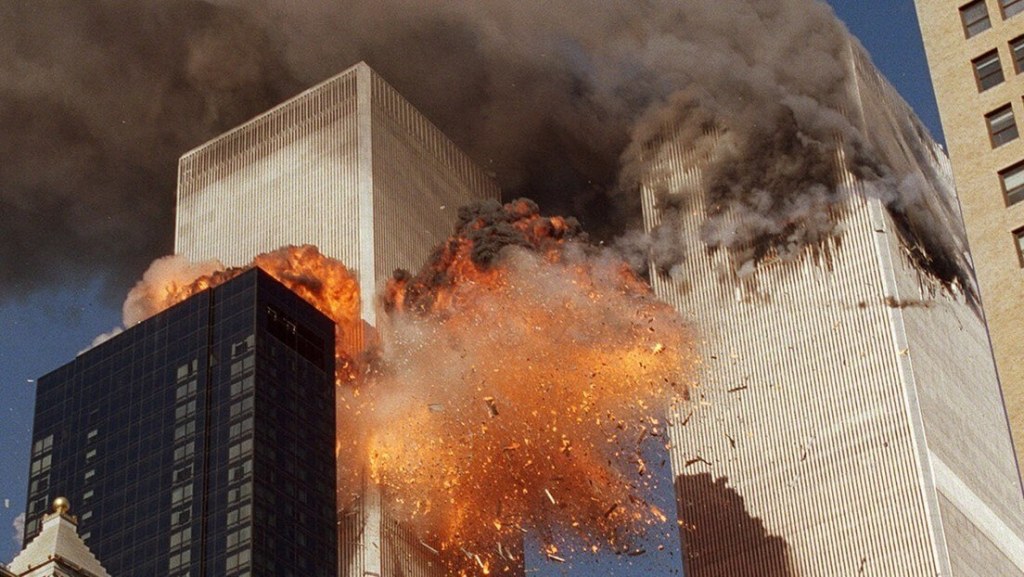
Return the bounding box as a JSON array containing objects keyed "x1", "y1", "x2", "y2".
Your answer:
[{"x1": 0, "y1": 0, "x2": 972, "y2": 302}]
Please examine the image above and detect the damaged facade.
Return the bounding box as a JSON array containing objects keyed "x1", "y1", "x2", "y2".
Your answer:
[{"x1": 647, "y1": 37, "x2": 1024, "y2": 576}]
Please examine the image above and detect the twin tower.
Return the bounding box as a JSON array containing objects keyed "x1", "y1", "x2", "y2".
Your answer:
[{"x1": 22, "y1": 51, "x2": 1024, "y2": 577}]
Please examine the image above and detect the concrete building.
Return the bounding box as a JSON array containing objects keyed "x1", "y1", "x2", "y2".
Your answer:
[
  {"x1": 175, "y1": 61, "x2": 501, "y2": 329},
  {"x1": 24, "y1": 270, "x2": 338, "y2": 577},
  {"x1": 914, "y1": 0, "x2": 1024, "y2": 465},
  {"x1": 7, "y1": 498, "x2": 109, "y2": 577},
  {"x1": 174, "y1": 62, "x2": 506, "y2": 577},
  {"x1": 644, "y1": 38, "x2": 1024, "y2": 575}
]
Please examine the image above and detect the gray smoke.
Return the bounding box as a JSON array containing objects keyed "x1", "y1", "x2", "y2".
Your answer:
[
  {"x1": 11, "y1": 512, "x2": 24, "y2": 548},
  {"x1": 0, "y1": 0, "x2": 969, "y2": 301}
]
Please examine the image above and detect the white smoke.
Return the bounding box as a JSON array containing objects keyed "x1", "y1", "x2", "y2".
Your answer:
[
  {"x1": 11, "y1": 512, "x2": 25, "y2": 548},
  {"x1": 122, "y1": 255, "x2": 224, "y2": 326}
]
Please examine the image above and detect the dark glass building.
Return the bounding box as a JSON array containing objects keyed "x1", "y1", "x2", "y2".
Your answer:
[{"x1": 23, "y1": 269, "x2": 338, "y2": 577}]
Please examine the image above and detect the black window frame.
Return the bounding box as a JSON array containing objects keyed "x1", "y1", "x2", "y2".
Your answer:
[
  {"x1": 986, "y1": 104, "x2": 1020, "y2": 147},
  {"x1": 1001, "y1": 0, "x2": 1024, "y2": 19},
  {"x1": 1011, "y1": 35, "x2": 1024, "y2": 73},
  {"x1": 962, "y1": 0, "x2": 994, "y2": 37},
  {"x1": 999, "y1": 160, "x2": 1024, "y2": 206},
  {"x1": 973, "y1": 49, "x2": 1006, "y2": 91},
  {"x1": 1011, "y1": 226, "x2": 1024, "y2": 267}
]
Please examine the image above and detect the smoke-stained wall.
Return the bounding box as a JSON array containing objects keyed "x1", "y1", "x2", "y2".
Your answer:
[
  {"x1": 649, "y1": 42, "x2": 1024, "y2": 576},
  {"x1": 0, "y1": 0, "x2": 959, "y2": 306}
]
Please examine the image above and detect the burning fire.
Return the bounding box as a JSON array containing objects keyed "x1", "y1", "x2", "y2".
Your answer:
[
  {"x1": 362, "y1": 199, "x2": 695, "y2": 573},
  {"x1": 128, "y1": 199, "x2": 696, "y2": 574},
  {"x1": 124, "y1": 244, "x2": 362, "y2": 383}
]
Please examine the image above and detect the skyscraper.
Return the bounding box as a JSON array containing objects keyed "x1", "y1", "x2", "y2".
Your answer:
[
  {"x1": 914, "y1": 0, "x2": 1024, "y2": 465},
  {"x1": 22, "y1": 269, "x2": 338, "y2": 577},
  {"x1": 174, "y1": 62, "x2": 507, "y2": 576},
  {"x1": 644, "y1": 37, "x2": 1024, "y2": 575},
  {"x1": 175, "y1": 61, "x2": 501, "y2": 328}
]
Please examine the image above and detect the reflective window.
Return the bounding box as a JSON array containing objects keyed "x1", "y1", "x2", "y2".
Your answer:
[
  {"x1": 1001, "y1": 0, "x2": 1024, "y2": 18},
  {"x1": 962, "y1": 0, "x2": 993, "y2": 37},
  {"x1": 999, "y1": 161, "x2": 1024, "y2": 205},
  {"x1": 987, "y1": 104, "x2": 1019, "y2": 146},
  {"x1": 1011, "y1": 36, "x2": 1024, "y2": 72},
  {"x1": 1014, "y1": 227, "x2": 1024, "y2": 266},
  {"x1": 974, "y1": 50, "x2": 1005, "y2": 91}
]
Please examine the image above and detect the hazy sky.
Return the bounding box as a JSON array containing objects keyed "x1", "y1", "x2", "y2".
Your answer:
[{"x1": 0, "y1": 1, "x2": 940, "y2": 572}]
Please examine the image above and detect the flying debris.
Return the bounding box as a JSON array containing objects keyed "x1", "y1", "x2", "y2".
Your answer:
[{"x1": 128, "y1": 200, "x2": 696, "y2": 574}]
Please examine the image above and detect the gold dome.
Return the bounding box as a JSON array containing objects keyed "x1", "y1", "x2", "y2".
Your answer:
[{"x1": 52, "y1": 497, "x2": 70, "y2": 515}]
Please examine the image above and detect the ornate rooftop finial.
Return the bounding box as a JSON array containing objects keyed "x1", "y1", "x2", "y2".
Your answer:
[{"x1": 52, "y1": 497, "x2": 70, "y2": 516}]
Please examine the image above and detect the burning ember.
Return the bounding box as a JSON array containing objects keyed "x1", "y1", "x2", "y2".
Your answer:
[
  {"x1": 127, "y1": 199, "x2": 696, "y2": 574},
  {"x1": 123, "y1": 244, "x2": 362, "y2": 383},
  {"x1": 363, "y1": 199, "x2": 695, "y2": 573}
]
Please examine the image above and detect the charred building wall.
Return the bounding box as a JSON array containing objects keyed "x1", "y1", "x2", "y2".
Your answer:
[{"x1": 648, "y1": 41, "x2": 1024, "y2": 575}]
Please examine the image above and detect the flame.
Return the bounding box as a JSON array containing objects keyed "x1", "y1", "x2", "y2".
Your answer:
[
  {"x1": 128, "y1": 245, "x2": 361, "y2": 384},
  {"x1": 361, "y1": 199, "x2": 696, "y2": 574},
  {"x1": 128, "y1": 200, "x2": 697, "y2": 575}
]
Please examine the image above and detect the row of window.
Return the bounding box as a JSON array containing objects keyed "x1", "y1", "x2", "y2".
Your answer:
[
  {"x1": 972, "y1": 38, "x2": 1024, "y2": 92},
  {"x1": 169, "y1": 360, "x2": 199, "y2": 577},
  {"x1": 962, "y1": 0, "x2": 1024, "y2": 39},
  {"x1": 962, "y1": 3, "x2": 1024, "y2": 267}
]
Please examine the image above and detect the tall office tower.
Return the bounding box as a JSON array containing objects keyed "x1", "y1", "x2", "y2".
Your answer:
[
  {"x1": 914, "y1": 0, "x2": 1024, "y2": 463},
  {"x1": 173, "y1": 62, "x2": 506, "y2": 576},
  {"x1": 174, "y1": 61, "x2": 501, "y2": 328},
  {"x1": 643, "y1": 40, "x2": 1024, "y2": 575},
  {"x1": 22, "y1": 269, "x2": 338, "y2": 577},
  {"x1": 5, "y1": 499, "x2": 109, "y2": 577}
]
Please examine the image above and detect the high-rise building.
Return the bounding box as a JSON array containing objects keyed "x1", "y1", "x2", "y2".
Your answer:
[
  {"x1": 175, "y1": 61, "x2": 501, "y2": 328},
  {"x1": 173, "y1": 62, "x2": 508, "y2": 576},
  {"x1": 914, "y1": 0, "x2": 1024, "y2": 464},
  {"x1": 6, "y1": 498, "x2": 109, "y2": 577},
  {"x1": 643, "y1": 39, "x2": 1024, "y2": 575},
  {"x1": 22, "y1": 269, "x2": 338, "y2": 577}
]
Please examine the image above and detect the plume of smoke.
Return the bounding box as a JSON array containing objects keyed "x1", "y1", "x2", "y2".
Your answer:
[
  {"x1": 360, "y1": 244, "x2": 693, "y2": 567},
  {"x1": 1, "y1": 0, "x2": 969, "y2": 301},
  {"x1": 12, "y1": 512, "x2": 25, "y2": 548},
  {"x1": 115, "y1": 202, "x2": 694, "y2": 569},
  {"x1": 123, "y1": 255, "x2": 224, "y2": 326}
]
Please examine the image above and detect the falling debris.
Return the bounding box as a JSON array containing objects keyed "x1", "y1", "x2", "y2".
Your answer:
[
  {"x1": 544, "y1": 489, "x2": 557, "y2": 505},
  {"x1": 484, "y1": 397, "x2": 499, "y2": 418}
]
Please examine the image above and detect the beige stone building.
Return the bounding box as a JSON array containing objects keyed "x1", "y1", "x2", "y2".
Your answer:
[{"x1": 915, "y1": 0, "x2": 1024, "y2": 466}]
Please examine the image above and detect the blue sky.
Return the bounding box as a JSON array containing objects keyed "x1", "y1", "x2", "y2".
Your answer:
[{"x1": 0, "y1": 0, "x2": 942, "y2": 571}]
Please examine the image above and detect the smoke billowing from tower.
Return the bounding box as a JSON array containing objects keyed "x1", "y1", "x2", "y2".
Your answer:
[{"x1": 0, "y1": 0, "x2": 968, "y2": 299}]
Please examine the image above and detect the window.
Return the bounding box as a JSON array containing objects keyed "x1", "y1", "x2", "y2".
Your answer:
[
  {"x1": 1012, "y1": 36, "x2": 1024, "y2": 72},
  {"x1": 987, "y1": 105, "x2": 1019, "y2": 146},
  {"x1": 1014, "y1": 227, "x2": 1024, "y2": 266},
  {"x1": 999, "y1": 161, "x2": 1024, "y2": 205},
  {"x1": 32, "y1": 435, "x2": 53, "y2": 456},
  {"x1": 962, "y1": 0, "x2": 993, "y2": 37},
  {"x1": 1001, "y1": 0, "x2": 1024, "y2": 18},
  {"x1": 974, "y1": 50, "x2": 1005, "y2": 91}
]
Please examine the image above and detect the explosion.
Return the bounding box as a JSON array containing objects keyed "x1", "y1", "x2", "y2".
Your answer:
[
  {"x1": 124, "y1": 244, "x2": 362, "y2": 383},
  {"x1": 365, "y1": 199, "x2": 695, "y2": 573},
  {"x1": 128, "y1": 200, "x2": 696, "y2": 575}
]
